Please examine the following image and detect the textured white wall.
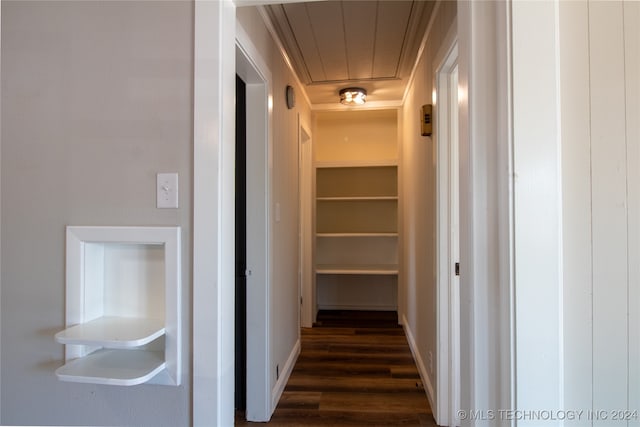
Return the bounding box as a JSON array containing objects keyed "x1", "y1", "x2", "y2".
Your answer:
[
  {"x1": 559, "y1": 1, "x2": 639, "y2": 422},
  {"x1": 315, "y1": 110, "x2": 399, "y2": 163},
  {"x1": 0, "y1": 2, "x2": 3, "y2": 421},
  {"x1": 1, "y1": 1, "x2": 192, "y2": 425},
  {"x1": 400, "y1": 0, "x2": 456, "y2": 416},
  {"x1": 512, "y1": 1, "x2": 564, "y2": 417},
  {"x1": 513, "y1": 1, "x2": 639, "y2": 423}
]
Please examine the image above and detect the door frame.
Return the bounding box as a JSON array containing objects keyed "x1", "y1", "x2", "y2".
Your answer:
[
  {"x1": 458, "y1": 1, "x2": 516, "y2": 423},
  {"x1": 234, "y1": 74, "x2": 248, "y2": 412},
  {"x1": 193, "y1": 1, "x2": 273, "y2": 425},
  {"x1": 236, "y1": 22, "x2": 274, "y2": 423},
  {"x1": 298, "y1": 117, "x2": 314, "y2": 328},
  {"x1": 436, "y1": 39, "x2": 460, "y2": 427},
  {"x1": 193, "y1": 2, "x2": 236, "y2": 426}
]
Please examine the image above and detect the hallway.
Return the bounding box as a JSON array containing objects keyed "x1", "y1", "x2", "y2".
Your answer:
[{"x1": 236, "y1": 311, "x2": 436, "y2": 426}]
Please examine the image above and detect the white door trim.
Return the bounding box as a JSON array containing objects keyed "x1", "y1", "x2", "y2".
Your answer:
[
  {"x1": 236, "y1": 21, "x2": 274, "y2": 423},
  {"x1": 193, "y1": 1, "x2": 236, "y2": 426},
  {"x1": 192, "y1": 3, "x2": 274, "y2": 425},
  {"x1": 436, "y1": 40, "x2": 460, "y2": 427},
  {"x1": 298, "y1": 118, "x2": 314, "y2": 328},
  {"x1": 458, "y1": 1, "x2": 516, "y2": 424}
]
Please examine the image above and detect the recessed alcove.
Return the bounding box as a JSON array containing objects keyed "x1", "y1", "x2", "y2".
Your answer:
[{"x1": 55, "y1": 226, "x2": 181, "y2": 386}]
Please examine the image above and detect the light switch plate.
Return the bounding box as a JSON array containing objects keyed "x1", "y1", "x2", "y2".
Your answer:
[{"x1": 157, "y1": 173, "x2": 179, "y2": 209}]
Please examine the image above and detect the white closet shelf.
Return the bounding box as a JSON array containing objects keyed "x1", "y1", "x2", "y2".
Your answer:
[
  {"x1": 316, "y1": 196, "x2": 398, "y2": 201},
  {"x1": 316, "y1": 232, "x2": 398, "y2": 237},
  {"x1": 315, "y1": 160, "x2": 398, "y2": 168},
  {"x1": 55, "y1": 349, "x2": 165, "y2": 386},
  {"x1": 55, "y1": 316, "x2": 165, "y2": 348},
  {"x1": 316, "y1": 264, "x2": 399, "y2": 275}
]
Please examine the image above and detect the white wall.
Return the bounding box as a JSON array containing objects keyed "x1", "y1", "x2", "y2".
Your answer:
[
  {"x1": 315, "y1": 110, "x2": 399, "y2": 163},
  {"x1": 1, "y1": 1, "x2": 192, "y2": 425},
  {"x1": 456, "y1": 1, "x2": 518, "y2": 422},
  {"x1": 236, "y1": 5, "x2": 312, "y2": 417},
  {"x1": 0, "y1": 3, "x2": 3, "y2": 421},
  {"x1": 512, "y1": 1, "x2": 639, "y2": 424},
  {"x1": 512, "y1": 0, "x2": 564, "y2": 416},
  {"x1": 558, "y1": 0, "x2": 639, "y2": 422},
  {"x1": 400, "y1": 0, "x2": 456, "y2": 418}
]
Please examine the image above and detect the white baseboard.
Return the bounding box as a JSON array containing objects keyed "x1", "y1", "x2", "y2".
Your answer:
[
  {"x1": 271, "y1": 338, "x2": 301, "y2": 412},
  {"x1": 401, "y1": 314, "x2": 436, "y2": 419}
]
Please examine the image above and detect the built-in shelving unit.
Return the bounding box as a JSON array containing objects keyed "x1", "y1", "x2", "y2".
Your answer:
[
  {"x1": 312, "y1": 108, "x2": 400, "y2": 312},
  {"x1": 55, "y1": 226, "x2": 181, "y2": 386},
  {"x1": 315, "y1": 164, "x2": 399, "y2": 310}
]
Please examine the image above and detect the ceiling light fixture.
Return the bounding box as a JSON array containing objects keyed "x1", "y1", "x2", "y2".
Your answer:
[{"x1": 339, "y1": 87, "x2": 367, "y2": 105}]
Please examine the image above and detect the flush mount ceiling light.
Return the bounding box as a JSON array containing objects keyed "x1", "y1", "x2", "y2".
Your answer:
[{"x1": 339, "y1": 87, "x2": 367, "y2": 105}]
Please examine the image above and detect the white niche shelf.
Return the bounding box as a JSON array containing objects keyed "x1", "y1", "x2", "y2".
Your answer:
[{"x1": 55, "y1": 226, "x2": 181, "y2": 386}]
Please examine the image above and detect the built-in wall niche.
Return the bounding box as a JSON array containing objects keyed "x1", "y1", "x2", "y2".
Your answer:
[{"x1": 55, "y1": 226, "x2": 181, "y2": 386}]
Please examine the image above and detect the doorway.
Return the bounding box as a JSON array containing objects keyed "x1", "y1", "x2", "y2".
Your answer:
[
  {"x1": 236, "y1": 38, "x2": 272, "y2": 421},
  {"x1": 235, "y1": 74, "x2": 247, "y2": 412},
  {"x1": 298, "y1": 121, "x2": 314, "y2": 328}
]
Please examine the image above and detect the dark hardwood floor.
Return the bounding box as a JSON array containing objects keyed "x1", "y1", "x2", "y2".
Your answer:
[{"x1": 236, "y1": 311, "x2": 436, "y2": 426}]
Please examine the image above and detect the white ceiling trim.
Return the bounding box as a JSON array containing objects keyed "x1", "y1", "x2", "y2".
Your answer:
[
  {"x1": 256, "y1": 5, "x2": 313, "y2": 108},
  {"x1": 401, "y1": 0, "x2": 442, "y2": 105}
]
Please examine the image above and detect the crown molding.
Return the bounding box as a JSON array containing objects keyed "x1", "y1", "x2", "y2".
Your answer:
[{"x1": 256, "y1": 5, "x2": 313, "y2": 108}]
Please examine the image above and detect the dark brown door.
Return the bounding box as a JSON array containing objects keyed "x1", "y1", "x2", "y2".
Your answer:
[{"x1": 235, "y1": 74, "x2": 247, "y2": 411}]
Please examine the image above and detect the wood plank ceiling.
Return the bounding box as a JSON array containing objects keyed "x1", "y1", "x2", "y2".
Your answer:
[{"x1": 262, "y1": 1, "x2": 436, "y2": 106}]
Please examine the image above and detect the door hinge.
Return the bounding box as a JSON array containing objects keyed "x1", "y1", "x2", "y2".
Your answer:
[{"x1": 455, "y1": 262, "x2": 460, "y2": 276}]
